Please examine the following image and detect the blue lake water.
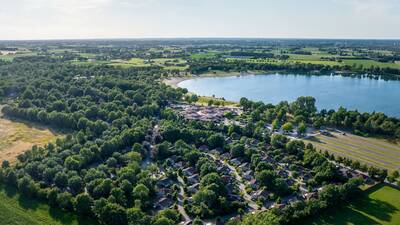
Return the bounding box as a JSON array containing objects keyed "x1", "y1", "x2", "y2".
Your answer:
[{"x1": 178, "y1": 74, "x2": 400, "y2": 117}]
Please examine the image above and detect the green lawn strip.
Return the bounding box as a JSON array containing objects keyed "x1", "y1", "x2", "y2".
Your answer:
[
  {"x1": 0, "y1": 185, "x2": 98, "y2": 225},
  {"x1": 318, "y1": 135, "x2": 400, "y2": 161},
  {"x1": 310, "y1": 141, "x2": 396, "y2": 170}
]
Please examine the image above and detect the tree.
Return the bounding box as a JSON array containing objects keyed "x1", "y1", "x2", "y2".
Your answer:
[
  {"x1": 271, "y1": 134, "x2": 288, "y2": 149},
  {"x1": 298, "y1": 122, "x2": 306, "y2": 136},
  {"x1": 68, "y1": 176, "x2": 84, "y2": 194},
  {"x1": 127, "y1": 208, "x2": 150, "y2": 225},
  {"x1": 17, "y1": 176, "x2": 37, "y2": 197},
  {"x1": 207, "y1": 134, "x2": 225, "y2": 149},
  {"x1": 132, "y1": 184, "x2": 149, "y2": 202},
  {"x1": 54, "y1": 172, "x2": 68, "y2": 189},
  {"x1": 153, "y1": 217, "x2": 175, "y2": 225},
  {"x1": 282, "y1": 122, "x2": 293, "y2": 133},
  {"x1": 103, "y1": 203, "x2": 128, "y2": 225},
  {"x1": 74, "y1": 193, "x2": 94, "y2": 216},
  {"x1": 57, "y1": 192, "x2": 74, "y2": 210},
  {"x1": 156, "y1": 209, "x2": 180, "y2": 224},
  {"x1": 256, "y1": 170, "x2": 277, "y2": 189},
  {"x1": 230, "y1": 144, "x2": 245, "y2": 158}
]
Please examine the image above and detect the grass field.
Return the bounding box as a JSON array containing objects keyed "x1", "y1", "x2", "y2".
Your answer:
[
  {"x1": 0, "y1": 105, "x2": 61, "y2": 163},
  {"x1": 0, "y1": 52, "x2": 37, "y2": 62},
  {"x1": 0, "y1": 185, "x2": 98, "y2": 225},
  {"x1": 196, "y1": 96, "x2": 239, "y2": 107},
  {"x1": 305, "y1": 131, "x2": 400, "y2": 172},
  {"x1": 226, "y1": 55, "x2": 400, "y2": 70},
  {"x1": 303, "y1": 184, "x2": 400, "y2": 225}
]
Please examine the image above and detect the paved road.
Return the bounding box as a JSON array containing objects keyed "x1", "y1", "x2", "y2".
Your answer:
[
  {"x1": 206, "y1": 153, "x2": 263, "y2": 211},
  {"x1": 177, "y1": 175, "x2": 192, "y2": 224}
]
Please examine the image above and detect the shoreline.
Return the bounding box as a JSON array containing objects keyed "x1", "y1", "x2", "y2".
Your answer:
[{"x1": 162, "y1": 70, "x2": 269, "y2": 88}]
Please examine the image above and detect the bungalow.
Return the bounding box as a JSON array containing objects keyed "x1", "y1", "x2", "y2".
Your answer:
[
  {"x1": 228, "y1": 194, "x2": 242, "y2": 201},
  {"x1": 249, "y1": 179, "x2": 258, "y2": 189},
  {"x1": 271, "y1": 203, "x2": 285, "y2": 209},
  {"x1": 243, "y1": 171, "x2": 254, "y2": 181},
  {"x1": 198, "y1": 145, "x2": 209, "y2": 151},
  {"x1": 251, "y1": 188, "x2": 270, "y2": 201},
  {"x1": 277, "y1": 170, "x2": 289, "y2": 178},
  {"x1": 217, "y1": 165, "x2": 231, "y2": 175},
  {"x1": 210, "y1": 150, "x2": 221, "y2": 155},
  {"x1": 238, "y1": 163, "x2": 249, "y2": 172},
  {"x1": 173, "y1": 161, "x2": 183, "y2": 169},
  {"x1": 282, "y1": 195, "x2": 298, "y2": 204},
  {"x1": 187, "y1": 183, "x2": 200, "y2": 194},
  {"x1": 285, "y1": 178, "x2": 295, "y2": 186},
  {"x1": 182, "y1": 167, "x2": 196, "y2": 177},
  {"x1": 220, "y1": 153, "x2": 231, "y2": 161},
  {"x1": 158, "y1": 178, "x2": 173, "y2": 188},
  {"x1": 302, "y1": 192, "x2": 318, "y2": 200},
  {"x1": 155, "y1": 197, "x2": 173, "y2": 210},
  {"x1": 187, "y1": 174, "x2": 200, "y2": 185},
  {"x1": 230, "y1": 158, "x2": 241, "y2": 166},
  {"x1": 221, "y1": 175, "x2": 233, "y2": 184}
]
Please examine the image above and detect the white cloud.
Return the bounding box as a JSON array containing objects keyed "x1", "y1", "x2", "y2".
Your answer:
[{"x1": 334, "y1": 0, "x2": 400, "y2": 18}]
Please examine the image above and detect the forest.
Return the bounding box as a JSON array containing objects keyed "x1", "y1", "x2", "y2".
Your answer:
[{"x1": 0, "y1": 40, "x2": 399, "y2": 225}]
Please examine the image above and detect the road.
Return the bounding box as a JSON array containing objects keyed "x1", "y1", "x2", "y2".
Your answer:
[
  {"x1": 206, "y1": 153, "x2": 263, "y2": 211},
  {"x1": 177, "y1": 175, "x2": 192, "y2": 224},
  {"x1": 140, "y1": 124, "x2": 159, "y2": 169}
]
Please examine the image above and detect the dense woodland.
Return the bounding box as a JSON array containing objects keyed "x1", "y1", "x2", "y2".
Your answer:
[{"x1": 0, "y1": 40, "x2": 399, "y2": 225}]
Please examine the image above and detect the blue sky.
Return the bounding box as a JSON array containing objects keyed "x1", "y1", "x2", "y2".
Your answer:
[{"x1": 1, "y1": 0, "x2": 399, "y2": 40}]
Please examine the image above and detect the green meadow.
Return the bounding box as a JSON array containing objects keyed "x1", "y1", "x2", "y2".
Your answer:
[{"x1": 304, "y1": 184, "x2": 400, "y2": 225}]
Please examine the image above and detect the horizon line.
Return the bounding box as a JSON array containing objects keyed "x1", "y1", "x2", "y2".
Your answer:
[{"x1": 1, "y1": 37, "x2": 400, "y2": 42}]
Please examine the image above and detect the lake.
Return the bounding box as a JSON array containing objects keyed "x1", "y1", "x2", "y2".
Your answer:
[{"x1": 178, "y1": 74, "x2": 400, "y2": 117}]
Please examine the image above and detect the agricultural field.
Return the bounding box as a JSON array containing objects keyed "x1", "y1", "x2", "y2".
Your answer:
[
  {"x1": 0, "y1": 51, "x2": 37, "y2": 62},
  {"x1": 0, "y1": 105, "x2": 61, "y2": 163},
  {"x1": 342, "y1": 60, "x2": 400, "y2": 69},
  {"x1": 306, "y1": 131, "x2": 400, "y2": 172},
  {"x1": 303, "y1": 184, "x2": 400, "y2": 225},
  {"x1": 0, "y1": 185, "x2": 98, "y2": 225},
  {"x1": 108, "y1": 58, "x2": 150, "y2": 68}
]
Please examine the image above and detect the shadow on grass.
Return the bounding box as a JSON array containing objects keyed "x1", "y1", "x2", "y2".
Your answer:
[
  {"x1": 48, "y1": 205, "x2": 100, "y2": 225},
  {"x1": 302, "y1": 184, "x2": 398, "y2": 225},
  {"x1": 311, "y1": 206, "x2": 381, "y2": 225},
  {"x1": 1, "y1": 184, "x2": 98, "y2": 225},
  {"x1": 17, "y1": 192, "x2": 40, "y2": 210},
  {"x1": 2, "y1": 184, "x2": 17, "y2": 198}
]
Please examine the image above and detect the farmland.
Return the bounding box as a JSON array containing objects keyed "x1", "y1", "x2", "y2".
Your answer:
[
  {"x1": 305, "y1": 131, "x2": 400, "y2": 172},
  {"x1": 303, "y1": 184, "x2": 400, "y2": 225}
]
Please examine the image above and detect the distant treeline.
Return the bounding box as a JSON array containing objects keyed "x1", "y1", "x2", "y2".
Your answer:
[{"x1": 189, "y1": 59, "x2": 400, "y2": 80}]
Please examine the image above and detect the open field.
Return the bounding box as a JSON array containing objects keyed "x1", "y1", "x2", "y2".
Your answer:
[
  {"x1": 305, "y1": 131, "x2": 400, "y2": 171},
  {"x1": 226, "y1": 56, "x2": 400, "y2": 69},
  {"x1": 0, "y1": 52, "x2": 37, "y2": 62},
  {"x1": 303, "y1": 184, "x2": 400, "y2": 225},
  {"x1": 0, "y1": 185, "x2": 98, "y2": 225},
  {"x1": 0, "y1": 106, "x2": 61, "y2": 163}
]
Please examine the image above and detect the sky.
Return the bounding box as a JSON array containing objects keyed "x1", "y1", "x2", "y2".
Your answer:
[{"x1": 1, "y1": 0, "x2": 400, "y2": 40}]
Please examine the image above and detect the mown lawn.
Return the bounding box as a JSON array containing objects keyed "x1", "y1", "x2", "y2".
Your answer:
[
  {"x1": 303, "y1": 184, "x2": 400, "y2": 225},
  {"x1": 0, "y1": 185, "x2": 98, "y2": 225}
]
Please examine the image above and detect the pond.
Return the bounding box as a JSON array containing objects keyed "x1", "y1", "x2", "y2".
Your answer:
[{"x1": 178, "y1": 74, "x2": 400, "y2": 117}]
